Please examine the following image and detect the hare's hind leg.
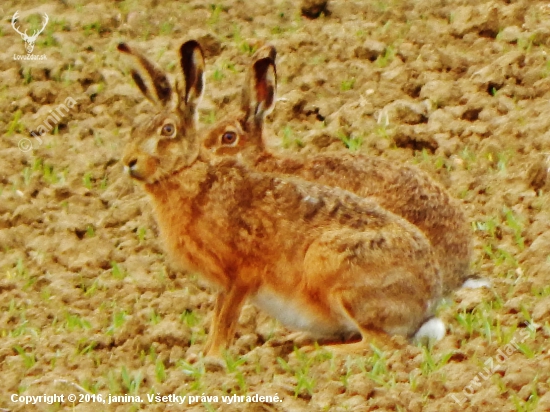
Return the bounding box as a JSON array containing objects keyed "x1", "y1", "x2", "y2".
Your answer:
[
  {"x1": 323, "y1": 292, "x2": 413, "y2": 354},
  {"x1": 303, "y1": 228, "x2": 439, "y2": 353},
  {"x1": 203, "y1": 284, "x2": 249, "y2": 358}
]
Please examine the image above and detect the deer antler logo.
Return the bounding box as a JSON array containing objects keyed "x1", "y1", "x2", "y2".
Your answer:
[{"x1": 12, "y1": 11, "x2": 49, "y2": 54}]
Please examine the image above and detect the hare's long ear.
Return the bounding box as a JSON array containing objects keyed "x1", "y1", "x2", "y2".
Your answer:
[
  {"x1": 117, "y1": 43, "x2": 172, "y2": 106},
  {"x1": 241, "y1": 46, "x2": 277, "y2": 131},
  {"x1": 252, "y1": 44, "x2": 277, "y2": 63},
  {"x1": 179, "y1": 40, "x2": 205, "y2": 125}
]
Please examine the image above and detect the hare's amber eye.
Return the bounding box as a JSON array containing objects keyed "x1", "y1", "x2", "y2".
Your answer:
[
  {"x1": 161, "y1": 123, "x2": 175, "y2": 137},
  {"x1": 221, "y1": 131, "x2": 237, "y2": 145}
]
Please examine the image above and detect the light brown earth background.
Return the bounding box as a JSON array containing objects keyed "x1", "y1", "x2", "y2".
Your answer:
[{"x1": 1, "y1": 0, "x2": 550, "y2": 411}]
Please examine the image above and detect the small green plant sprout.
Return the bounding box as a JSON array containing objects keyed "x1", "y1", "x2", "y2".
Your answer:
[
  {"x1": 23, "y1": 68, "x2": 33, "y2": 84},
  {"x1": 420, "y1": 346, "x2": 453, "y2": 375},
  {"x1": 414, "y1": 147, "x2": 431, "y2": 164},
  {"x1": 337, "y1": 131, "x2": 363, "y2": 151},
  {"x1": 277, "y1": 348, "x2": 317, "y2": 397},
  {"x1": 15, "y1": 257, "x2": 27, "y2": 278},
  {"x1": 181, "y1": 309, "x2": 204, "y2": 345},
  {"x1": 503, "y1": 208, "x2": 525, "y2": 251},
  {"x1": 159, "y1": 22, "x2": 174, "y2": 36},
  {"x1": 223, "y1": 351, "x2": 248, "y2": 393},
  {"x1": 178, "y1": 358, "x2": 206, "y2": 391},
  {"x1": 155, "y1": 358, "x2": 167, "y2": 383},
  {"x1": 83, "y1": 21, "x2": 103, "y2": 37},
  {"x1": 83, "y1": 172, "x2": 93, "y2": 189},
  {"x1": 137, "y1": 227, "x2": 146, "y2": 243},
  {"x1": 23, "y1": 166, "x2": 32, "y2": 186},
  {"x1": 459, "y1": 146, "x2": 476, "y2": 170},
  {"x1": 375, "y1": 45, "x2": 395, "y2": 68},
  {"x1": 77, "y1": 339, "x2": 98, "y2": 355},
  {"x1": 208, "y1": 4, "x2": 223, "y2": 27},
  {"x1": 82, "y1": 279, "x2": 100, "y2": 297},
  {"x1": 517, "y1": 34, "x2": 536, "y2": 52},
  {"x1": 511, "y1": 381, "x2": 540, "y2": 412},
  {"x1": 149, "y1": 309, "x2": 161, "y2": 325},
  {"x1": 8, "y1": 110, "x2": 24, "y2": 136},
  {"x1": 239, "y1": 42, "x2": 256, "y2": 56},
  {"x1": 223, "y1": 351, "x2": 246, "y2": 373},
  {"x1": 181, "y1": 309, "x2": 199, "y2": 327},
  {"x1": 13, "y1": 345, "x2": 37, "y2": 369},
  {"x1": 456, "y1": 310, "x2": 478, "y2": 338},
  {"x1": 65, "y1": 312, "x2": 92, "y2": 331},
  {"x1": 107, "y1": 310, "x2": 127, "y2": 335},
  {"x1": 120, "y1": 366, "x2": 143, "y2": 394},
  {"x1": 542, "y1": 58, "x2": 550, "y2": 78},
  {"x1": 360, "y1": 344, "x2": 396, "y2": 387},
  {"x1": 100, "y1": 174, "x2": 108, "y2": 190},
  {"x1": 43, "y1": 163, "x2": 58, "y2": 184},
  {"x1": 340, "y1": 78, "x2": 356, "y2": 91},
  {"x1": 212, "y1": 67, "x2": 224, "y2": 82},
  {"x1": 38, "y1": 23, "x2": 57, "y2": 48},
  {"x1": 496, "y1": 151, "x2": 511, "y2": 172},
  {"x1": 473, "y1": 216, "x2": 498, "y2": 239},
  {"x1": 85, "y1": 224, "x2": 95, "y2": 238},
  {"x1": 110, "y1": 261, "x2": 126, "y2": 280},
  {"x1": 280, "y1": 125, "x2": 304, "y2": 149}
]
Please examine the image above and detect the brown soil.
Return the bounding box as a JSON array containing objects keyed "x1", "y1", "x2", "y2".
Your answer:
[{"x1": 2, "y1": 0, "x2": 550, "y2": 411}]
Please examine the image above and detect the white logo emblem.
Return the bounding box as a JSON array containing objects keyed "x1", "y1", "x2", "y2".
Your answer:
[{"x1": 11, "y1": 10, "x2": 49, "y2": 54}]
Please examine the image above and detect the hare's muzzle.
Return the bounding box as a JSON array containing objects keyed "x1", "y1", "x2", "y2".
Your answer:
[{"x1": 123, "y1": 157, "x2": 141, "y2": 180}]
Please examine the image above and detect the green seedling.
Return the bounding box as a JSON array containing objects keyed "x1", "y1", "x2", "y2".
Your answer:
[
  {"x1": 503, "y1": 208, "x2": 525, "y2": 251},
  {"x1": 277, "y1": 349, "x2": 316, "y2": 397},
  {"x1": 13, "y1": 345, "x2": 36, "y2": 369},
  {"x1": 155, "y1": 358, "x2": 167, "y2": 382},
  {"x1": 208, "y1": 4, "x2": 223, "y2": 27},
  {"x1": 223, "y1": 351, "x2": 247, "y2": 373},
  {"x1": 7, "y1": 110, "x2": 23, "y2": 136},
  {"x1": 83, "y1": 172, "x2": 93, "y2": 189},
  {"x1": 137, "y1": 227, "x2": 146, "y2": 243},
  {"x1": 121, "y1": 366, "x2": 143, "y2": 394},
  {"x1": 107, "y1": 310, "x2": 127, "y2": 334},
  {"x1": 149, "y1": 309, "x2": 161, "y2": 325},
  {"x1": 110, "y1": 261, "x2": 126, "y2": 280},
  {"x1": 375, "y1": 45, "x2": 395, "y2": 68},
  {"x1": 420, "y1": 346, "x2": 453, "y2": 375},
  {"x1": 159, "y1": 22, "x2": 174, "y2": 35},
  {"x1": 77, "y1": 339, "x2": 98, "y2": 355},
  {"x1": 338, "y1": 131, "x2": 363, "y2": 151},
  {"x1": 340, "y1": 79, "x2": 355, "y2": 91},
  {"x1": 65, "y1": 312, "x2": 92, "y2": 331},
  {"x1": 179, "y1": 359, "x2": 205, "y2": 391}
]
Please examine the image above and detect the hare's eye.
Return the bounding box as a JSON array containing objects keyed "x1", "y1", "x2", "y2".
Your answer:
[
  {"x1": 161, "y1": 123, "x2": 175, "y2": 137},
  {"x1": 221, "y1": 131, "x2": 237, "y2": 146}
]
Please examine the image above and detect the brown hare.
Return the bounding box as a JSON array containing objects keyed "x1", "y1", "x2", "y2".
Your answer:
[
  {"x1": 118, "y1": 40, "x2": 443, "y2": 358},
  {"x1": 202, "y1": 45, "x2": 473, "y2": 295}
]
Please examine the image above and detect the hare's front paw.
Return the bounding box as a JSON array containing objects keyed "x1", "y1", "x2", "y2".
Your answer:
[
  {"x1": 185, "y1": 351, "x2": 226, "y2": 371},
  {"x1": 321, "y1": 332, "x2": 407, "y2": 356}
]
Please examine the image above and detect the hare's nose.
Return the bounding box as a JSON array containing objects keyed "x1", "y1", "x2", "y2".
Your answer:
[{"x1": 124, "y1": 158, "x2": 139, "y2": 177}]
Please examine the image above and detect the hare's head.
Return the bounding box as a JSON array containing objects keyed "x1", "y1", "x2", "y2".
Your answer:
[
  {"x1": 118, "y1": 41, "x2": 205, "y2": 185},
  {"x1": 201, "y1": 45, "x2": 277, "y2": 159}
]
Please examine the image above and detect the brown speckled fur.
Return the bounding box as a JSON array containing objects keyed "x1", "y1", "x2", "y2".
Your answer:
[
  {"x1": 119, "y1": 41, "x2": 442, "y2": 357},
  {"x1": 202, "y1": 45, "x2": 473, "y2": 295}
]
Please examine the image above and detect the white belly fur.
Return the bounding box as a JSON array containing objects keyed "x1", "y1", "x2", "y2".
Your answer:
[{"x1": 251, "y1": 287, "x2": 358, "y2": 339}]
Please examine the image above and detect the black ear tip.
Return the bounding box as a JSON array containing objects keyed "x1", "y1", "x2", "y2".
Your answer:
[
  {"x1": 117, "y1": 43, "x2": 130, "y2": 53},
  {"x1": 180, "y1": 40, "x2": 204, "y2": 59},
  {"x1": 266, "y1": 45, "x2": 277, "y2": 61},
  {"x1": 253, "y1": 57, "x2": 275, "y2": 75},
  {"x1": 253, "y1": 44, "x2": 277, "y2": 63}
]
